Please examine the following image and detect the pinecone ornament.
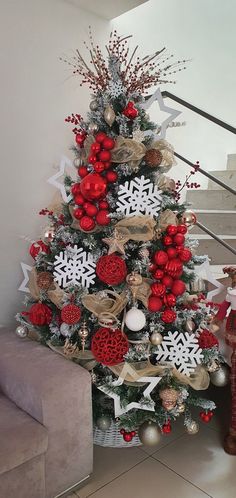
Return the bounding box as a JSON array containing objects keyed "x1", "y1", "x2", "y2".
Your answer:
[{"x1": 144, "y1": 149, "x2": 163, "y2": 167}]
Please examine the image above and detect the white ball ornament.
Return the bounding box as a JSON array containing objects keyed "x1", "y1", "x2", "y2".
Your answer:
[
  {"x1": 60, "y1": 323, "x2": 72, "y2": 337},
  {"x1": 125, "y1": 307, "x2": 146, "y2": 332},
  {"x1": 15, "y1": 325, "x2": 28, "y2": 338}
]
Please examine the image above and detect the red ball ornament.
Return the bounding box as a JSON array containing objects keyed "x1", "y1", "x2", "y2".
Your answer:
[
  {"x1": 99, "y1": 150, "x2": 111, "y2": 162},
  {"x1": 95, "y1": 132, "x2": 107, "y2": 144},
  {"x1": 153, "y1": 269, "x2": 164, "y2": 280},
  {"x1": 99, "y1": 200, "x2": 109, "y2": 209},
  {"x1": 162, "y1": 235, "x2": 173, "y2": 246},
  {"x1": 120, "y1": 429, "x2": 125, "y2": 435},
  {"x1": 106, "y1": 170, "x2": 118, "y2": 183},
  {"x1": 96, "y1": 254, "x2": 127, "y2": 285},
  {"x1": 162, "y1": 423, "x2": 172, "y2": 434},
  {"x1": 161, "y1": 308, "x2": 177, "y2": 323},
  {"x1": 91, "y1": 142, "x2": 101, "y2": 153},
  {"x1": 79, "y1": 216, "x2": 96, "y2": 231},
  {"x1": 29, "y1": 240, "x2": 50, "y2": 259},
  {"x1": 154, "y1": 250, "x2": 168, "y2": 266},
  {"x1": 162, "y1": 275, "x2": 174, "y2": 288},
  {"x1": 78, "y1": 166, "x2": 89, "y2": 178},
  {"x1": 179, "y1": 248, "x2": 192, "y2": 263},
  {"x1": 103, "y1": 161, "x2": 111, "y2": 170},
  {"x1": 102, "y1": 137, "x2": 115, "y2": 150},
  {"x1": 71, "y1": 183, "x2": 81, "y2": 196},
  {"x1": 200, "y1": 411, "x2": 213, "y2": 423},
  {"x1": 28, "y1": 303, "x2": 52, "y2": 326},
  {"x1": 73, "y1": 207, "x2": 84, "y2": 220},
  {"x1": 75, "y1": 132, "x2": 86, "y2": 146},
  {"x1": 80, "y1": 173, "x2": 107, "y2": 201},
  {"x1": 85, "y1": 203, "x2": 98, "y2": 217},
  {"x1": 88, "y1": 154, "x2": 97, "y2": 165},
  {"x1": 61, "y1": 304, "x2": 81, "y2": 324},
  {"x1": 177, "y1": 224, "x2": 188, "y2": 234},
  {"x1": 74, "y1": 193, "x2": 85, "y2": 206},
  {"x1": 123, "y1": 433, "x2": 133, "y2": 442},
  {"x1": 123, "y1": 101, "x2": 138, "y2": 119},
  {"x1": 175, "y1": 245, "x2": 185, "y2": 255},
  {"x1": 91, "y1": 327, "x2": 129, "y2": 366},
  {"x1": 166, "y1": 225, "x2": 178, "y2": 236},
  {"x1": 171, "y1": 280, "x2": 186, "y2": 296},
  {"x1": 173, "y1": 233, "x2": 185, "y2": 246},
  {"x1": 166, "y1": 247, "x2": 177, "y2": 259},
  {"x1": 164, "y1": 259, "x2": 183, "y2": 278},
  {"x1": 198, "y1": 329, "x2": 219, "y2": 349},
  {"x1": 163, "y1": 293, "x2": 176, "y2": 307},
  {"x1": 131, "y1": 431, "x2": 137, "y2": 437},
  {"x1": 148, "y1": 296, "x2": 163, "y2": 312},
  {"x1": 96, "y1": 209, "x2": 110, "y2": 226},
  {"x1": 94, "y1": 161, "x2": 105, "y2": 173},
  {"x1": 151, "y1": 282, "x2": 166, "y2": 297}
]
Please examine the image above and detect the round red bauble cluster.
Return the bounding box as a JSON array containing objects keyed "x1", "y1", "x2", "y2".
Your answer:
[
  {"x1": 28, "y1": 303, "x2": 52, "y2": 326},
  {"x1": 91, "y1": 327, "x2": 129, "y2": 366},
  {"x1": 161, "y1": 309, "x2": 177, "y2": 323},
  {"x1": 88, "y1": 133, "x2": 116, "y2": 181},
  {"x1": 198, "y1": 329, "x2": 219, "y2": 349},
  {"x1": 122, "y1": 101, "x2": 138, "y2": 119},
  {"x1": 29, "y1": 240, "x2": 50, "y2": 259},
  {"x1": 199, "y1": 410, "x2": 214, "y2": 423},
  {"x1": 96, "y1": 254, "x2": 127, "y2": 286},
  {"x1": 61, "y1": 304, "x2": 81, "y2": 325},
  {"x1": 120, "y1": 428, "x2": 137, "y2": 442}
]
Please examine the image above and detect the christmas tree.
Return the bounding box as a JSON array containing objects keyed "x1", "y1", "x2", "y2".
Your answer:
[{"x1": 16, "y1": 30, "x2": 226, "y2": 446}]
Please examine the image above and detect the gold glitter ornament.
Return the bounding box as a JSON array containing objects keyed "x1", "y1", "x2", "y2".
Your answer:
[
  {"x1": 177, "y1": 403, "x2": 185, "y2": 414},
  {"x1": 104, "y1": 105, "x2": 116, "y2": 127},
  {"x1": 150, "y1": 331, "x2": 163, "y2": 346},
  {"x1": 88, "y1": 122, "x2": 99, "y2": 134},
  {"x1": 96, "y1": 416, "x2": 112, "y2": 431},
  {"x1": 138, "y1": 420, "x2": 161, "y2": 446},
  {"x1": 78, "y1": 320, "x2": 89, "y2": 352},
  {"x1": 207, "y1": 360, "x2": 220, "y2": 373},
  {"x1": 73, "y1": 157, "x2": 83, "y2": 168},
  {"x1": 159, "y1": 388, "x2": 179, "y2": 411},
  {"x1": 126, "y1": 272, "x2": 143, "y2": 287},
  {"x1": 37, "y1": 271, "x2": 54, "y2": 290},
  {"x1": 186, "y1": 421, "x2": 199, "y2": 435},
  {"x1": 89, "y1": 99, "x2": 99, "y2": 111},
  {"x1": 144, "y1": 148, "x2": 163, "y2": 167}
]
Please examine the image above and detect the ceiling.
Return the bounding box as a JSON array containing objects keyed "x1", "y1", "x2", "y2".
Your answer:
[{"x1": 65, "y1": 0, "x2": 149, "y2": 20}]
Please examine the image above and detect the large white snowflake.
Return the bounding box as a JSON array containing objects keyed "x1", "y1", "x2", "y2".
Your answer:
[
  {"x1": 53, "y1": 245, "x2": 96, "y2": 289},
  {"x1": 116, "y1": 175, "x2": 162, "y2": 217},
  {"x1": 154, "y1": 331, "x2": 203, "y2": 377}
]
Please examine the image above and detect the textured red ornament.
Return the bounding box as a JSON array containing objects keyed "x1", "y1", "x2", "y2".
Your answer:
[
  {"x1": 74, "y1": 193, "x2": 85, "y2": 205},
  {"x1": 91, "y1": 327, "x2": 129, "y2": 366},
  {"x1": 99, "y1": 200, "x2": 109, "y2": 209},
  {"x1": 103, "y1": 137, "x2": 115, "y2": 150},
  {"x1": 71, "y1": 183, "x2": 81, "y2": 196},
  {"x1": 171, "y1": 280, "x2": 186, "y2": 296},
  {"x1": 61, "y1": 304, "x2": 81, "y2": 324},
  {"x1": 123, "y1": 433, "x2": 133, "y2": 442},
  {"x1": 106, "y1": 170, "x2": 118, "y2": 183},
  {"x1": 198, "y1": 329, "x2": 219, "y2": 349},
  {"x1": 173, "y1": 233, "x2": 185, "y2": 246},
  {"x1": 162, "y1": 423, "x2": 172, "y2": 434},
  {"x1": 80, "y1": 173, "x2": 107, "y2": 201},
  {"x1": 163, "y1": 293, "x2": 176, "y2": 307},
  {"x1": 164, "y1": 259, "x2": 183, "y2": 278},
  {"x1": 96, "y1": 209, "x2": 110, "y2": 226},
  {"x1": 177, "y1": 224, "x2": 188, "y2": 234},
  {"x1": 85, "y1": 203, "x2": 98, "y2": 217},
  {"x1": 28, "y1": 303, "x2": 52, "y2": 326},
  {"x1": 123, "y1": 101, "x2": 138, "y2": 119},
  {"x1": 79, "y1": 216, "x2": 96, "y2": 231},
  {"x1": 73, "y1": 207, "x2": 84, "y2": 220},
  {"x1": 179, "y1": 248, "x2": 192, "y2": 262},
  {"x1": 78, "y1": 166, "x2": 89, "y2": 178},
  {"x1": 148, "y1": 296, "x2": 163, "y2": 312},
  {"x1": 166, "y1": 225, "x2": 178, "y2": 236},
  {"x1": 154, "y1": 250, "x2": 168, "y2": 266},
  {"x1": 162, "y1": 275, "x2": 174, "y2": 288},
  {"x1": 29, "y1": 240, "x2": 50, "y2": 259},
  {"x1": 96, "y1": 254, "x2": 127, "y2": 285},
  {"x1": 166, "y1": 247, "x2": 177, "y2": 260},
  {"x1": 153, "y1": 268, "x2": 164, "y2": 280},
  {"x1": 151, "y1": 282, "x2": 166, "y2": 297},
  {"x1": 95, "y1": 132, "x2": 107, "y2": 143},
  {"x1": 161, "y1": 308, "x2": 177, "y2": 323},
  {"x1": 94, "y1": 161, "x2": 105, "y2": 173},
  {"x1": 99, "y1": 150, "x2": 111, "y2": 162},
  {"x1": 162, "y1": 235, "x2": 173, "y2": 246}
]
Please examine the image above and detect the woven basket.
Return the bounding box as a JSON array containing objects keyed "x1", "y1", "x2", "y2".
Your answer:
[{"x1": 93, "y1": 421, "x2": 142, "y2": 448}]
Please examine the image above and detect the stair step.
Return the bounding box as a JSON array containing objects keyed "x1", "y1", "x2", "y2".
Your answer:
[
  {"x1": 191, "y1": 212, "x2": 236, "y2": 235},
  {"x1": 186, "y1": 189, "x2": 236, "y2": 210},
  {"x1": 208, "y1": 170, "x2": 236, "y2": 190},
  {"x1": 191, "y1": 237, "x2": 236, "y2": 264},
  {"x1": 227, "y1": 154, "x2": 236, "y2": 170}
]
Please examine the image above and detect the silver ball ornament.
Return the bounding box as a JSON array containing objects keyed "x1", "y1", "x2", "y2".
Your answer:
[
  {"x1": 60, "y1": 323, "x2": 72, "y2": 338},
  {"x1": 210, "y1": 365, "x2": 230, "y2": 387},
  {"x1": 138, "y1": 420, "x2": 161, "y2": 446},
  {"x1": 89, "y1": 100, "x2": 99, "y2": 111},
  {"x1": 15, "y1": 325, "x2": 28, "y2": 338},
  {"x1": 96, "y1": 416, "x2": 112, "y2": 431},
  {"x1": 186, "y1": 421, "x2": 199, "y2": 435},
  {"x1": 150, "y1": 332, "x2": 163, "y2": 346},
  {"x1": 88, "y1": 122, "x2": 99, "y2": 134}
]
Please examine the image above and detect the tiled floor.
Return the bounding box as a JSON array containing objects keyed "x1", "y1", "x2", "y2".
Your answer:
[{"x1": 67, "y1": 386, "x2": 235, "y2": 498}]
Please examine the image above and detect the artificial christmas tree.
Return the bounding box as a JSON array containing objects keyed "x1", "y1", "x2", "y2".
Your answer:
[{"x1": 16, "y1": 30, "x2": 226, "y2": 447}]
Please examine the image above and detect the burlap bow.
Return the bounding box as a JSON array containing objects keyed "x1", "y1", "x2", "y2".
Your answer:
[{"x1": 81, "y1": 290, "x2": 128, "y2": 317}]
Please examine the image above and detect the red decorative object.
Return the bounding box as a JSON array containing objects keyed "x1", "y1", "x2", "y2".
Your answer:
[
  {"x1": 163, "y1": 235, "x2": 173, "y2": 246},
  {"x1": 166, "y1": 225, "x2": 178, "y2": 236},
  {"x1": 123, "y1": 433, "x2": 133, "y2": 442},
  {"x1": 75, "y1": 132, "x2": 86, "y2": 147},
  {"x1": 164, "y1": 259, "x2": 183, "y2": 278},
  {"x1": 91, "y1": 327, "x2": 129, "y2": 366},
  {"x1": 123, "y1": 101, "x2": 138, "y2": 119},
  {"x1": 200, "y1": 411, "x2": 213, "y2": 423},
  {"x1": 163, "y1": 293, "x2": 176, "y2": 307},
  {"x1": 61, "y1": 304, "x2": 81, "y2": 324},
  {"x1": 154, "y1": 250, "x2": 168, "y2": 266},
  {"x1": 95, "y1": 131, "x2": 107, "y2": 143},
  {"x1": 179, "y1": 248, "x2": 192, "y2": 262},
  {"x1": 162, "y1": 422, "x2": 172, "y2": 434},
  {"x1": 162, "y1": 275, "x2": 174, "y2": 288},
  {"x1": 173, "y1": 233, "x2": 185, "y2": 246},
  {"x1": 96, "y1": 254, "x2": 127, "y2": 285},
  {"x1": 148, "y1": 296, "x2": 163, "y2": 312},
  {"x1": 29, "y1": 240, "x2": 50, "y2": 259},
  {"x1": 96, "y1": 210, "x2": 110, "y2": 226},
  {"x1": 103, "y1": 137, "x2": 115, "y2": 150},
  {"x1": 73, "y1": 207, "x2": 84, "y2": 219},
  {"x1": 79, "y1": 216, "x2": 96, "y2": 231},
  {"x1": 74, "y1": 193, "x2": 85, "y2": 205},
  {"x1": 161, "y1": 309, "x2": 177, "y2": 323},
  {"x1": 84, "y1": 203, "x2": 98, "y2": 217},
  {"x1": 99, "y1": 150, "x2": 111, "y2": 162},
  {"x1": 166, "y1": 247, "x2": 177, "y2": 260},
  {"x1": 171, "y1": 280, "x2": 186, "y2": 296},
  {"x1": 153, "y1": 269, "x2": 164, "y2": 280},
  {"x1": 78, "y1": 166, "x2": 89, "y2": 178},
  {"x1": 91, "y1": 142, "x2": 101, "y2": 153},
  {"x1": 88, "y1": 154, "x2": 97, "y2": 164},
  {"x1": 177, "y1": 224, "x2": 188, "y2": 234},
  {"x1": 94, "y1": 161, "x2": 105, "y2": 173},
  {"x1": 71, "y1": 183, "x2": 81, "y2": 196},
  {"x1": 103, "y1": 161, "x2": 111, "y2": 170},
  {"x1": 80, "y1": 173, "x2": 107, "y2": 201},
  {"x1": 151, "y1": 283, "x2": 166, "y2": 297},
  {"x1": 28, "y1": 303, "x2": 52, "y2": 326},
  {"x1": 99, "y1": 200, "x2": 109, "y2": 209},
  {"x1": 106, "y1": 170, "x2": 118, "y2": 183},
  {"x1": 198, "y1": 329, "x2": 219, "y2": 349}
]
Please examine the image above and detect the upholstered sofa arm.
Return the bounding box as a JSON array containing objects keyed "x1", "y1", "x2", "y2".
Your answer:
[{"x1": 0, "y1": 328, "x2": 93, "y2": 497}]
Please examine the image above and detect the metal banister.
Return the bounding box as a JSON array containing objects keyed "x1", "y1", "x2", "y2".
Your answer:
[{"x1": 196, "y1": 221, "x2": 236, "y2": 256}]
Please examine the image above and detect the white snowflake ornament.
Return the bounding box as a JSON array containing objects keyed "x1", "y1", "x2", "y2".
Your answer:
[
  {"x1": 53, "y1": 245, "x2": 96, "y2": 289},
  {"x1": 116, "y1": 175, "x2": 162, "y2": 217},
  {"x1": 154, "y1": 331, "x2": 203, "y2": 377}
]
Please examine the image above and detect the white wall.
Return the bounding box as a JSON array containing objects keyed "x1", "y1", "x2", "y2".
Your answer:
[
  {"x1": 0, "y1": 0, "x2": 110, "y2": 326},
  {"x1": 112, "y1": 0, "x2": 236, "y2": 190}
]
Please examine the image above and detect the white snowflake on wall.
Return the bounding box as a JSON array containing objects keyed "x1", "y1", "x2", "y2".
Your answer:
[
  {"x1": 53, "y1": 245, "x2": 96, "y2": 289},
  {"x1": 154, "y1": 331, "x2": 203, "y2": 377},
  {"x1": 116, "y1": 175, "x2": 162, "y2": 217}
]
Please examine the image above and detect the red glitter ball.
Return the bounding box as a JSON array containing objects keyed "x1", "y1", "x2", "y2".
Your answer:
[
  {"x1": 79, "y1": 216, "x2": 96, "y2": 231},
  {"x1": 91, "y1": 327, "x2": 129, "y2": 366},
  {"x1": 161, "y1": 308, "x2": 176, "y2": 323},
  {"x1": 96, "y1": 254, "x2": 127, "y2": 285},
  {"x1": 61, "y1": 304, "x2": 81, "y2": 324}
]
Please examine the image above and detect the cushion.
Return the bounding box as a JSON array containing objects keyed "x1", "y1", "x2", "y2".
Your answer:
[{"x1": 0, "y1": 394, "x2": 48, "y2": 474}]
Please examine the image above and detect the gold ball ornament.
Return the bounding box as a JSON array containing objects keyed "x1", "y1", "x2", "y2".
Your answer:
[
  {"x1": 207, "y1": 360, "x2": 220, "y2": 373},
  {"x1": 78, "y1": 321, "x2": 89, "y2": 352},
  {"x1": 88, "y1": 122, "x2": 99, "y2": 134},
  {"x1": 150, "y1": 331, "x2": 163, "y2": 346},
  {"x1": 186, "y1": 421, "x2": 199, "y2": 435},
  {"x1": 15, "y1": 325, "x2": 28, "y2": 338},
  {"x1": 73, "y1": 157, "x2": 83, "y2": 168},
  {"x1": 37, "y1": 271, "x2": 54, "y2": 290},
  {"x1": 138, "y1": 420, "x2": 161, "y2": 446},
  {"x1": 185, "y1": 318, "x2": 195, "y2": 334},
  {"x1": 96, "y1": 416, "x2": 112, "y2": 431},
  {"x1": 43, "y1": 225, "x2": 55, "y2": 244},
  {"x1": 177, "y1": 403, "x2": 185, "y2": 414},
  {"x1": 159, "y1": 388, "x2": 179, "y2": 411},
  {"x1": 104, "y1": 105, "x2": 116, "y2": 127},
  {"x1": 181, "y1": 210, "x2": 197, "y2": 228},
  {"x1": 89, "y1": 99, "x2": 99, "y2": 111},
  {"x1": 126, "y1": 272, "x2": 143, "y2": 287},
  {"x1": 210, "y1": 365, "x2": 230, "y2": 386},
  {"x1": 144, "y1": 149, "x2": 163, "y2": 167}
]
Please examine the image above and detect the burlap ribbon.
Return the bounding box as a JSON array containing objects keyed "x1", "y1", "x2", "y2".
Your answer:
[
  {"x1": 29, "y1": 268, "x2": 67, "y2": 309},
  {"x1": 47, "y1": 341, "x2": 97, "y2": 370},
  {"x1": 157, "y1": 175, "x2": 176, "y2": 192},
  {"x1": 133, "y1": 278, "x2": 152, "y2": 308},
  {"x1": 158, "y1": 209, "x2": 178, "y2": 230},
  {"x1": 115, "y1": 215, "x2": 156, "y2": 242},
  {"x1": 82, "y1": 290, "x2": 128, "y2": 317},
  {"x1": 111, "y1": 136, "x2": 146, "y2": 170}
]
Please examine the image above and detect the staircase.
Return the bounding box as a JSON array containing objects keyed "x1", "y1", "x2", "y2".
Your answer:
[{"x1": 186, "y1": 154, "x2": 236, "y2": 278}]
